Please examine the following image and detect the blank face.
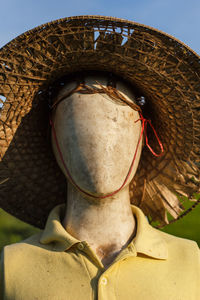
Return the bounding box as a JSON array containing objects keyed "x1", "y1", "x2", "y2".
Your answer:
[{"x1": 52, "y1": 76, "x2": 142, "y2": 196}]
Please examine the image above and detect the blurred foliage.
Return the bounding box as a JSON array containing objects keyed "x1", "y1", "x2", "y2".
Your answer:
[
  {"x1": 161, "y1": 196, "x2": 200, "y2": 247},
  {"x1": 0, "y1": 209, "x2": 39, "y2": 252},
  {"x1": 0, "y1": 198, "x2": 199, "y2": 252}
]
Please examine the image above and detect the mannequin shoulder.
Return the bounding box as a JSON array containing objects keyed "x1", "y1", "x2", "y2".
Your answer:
[
  {"x1": 155, "y1": 229, "x2": 200, "y2": 261},
  {"x1": 0, "y1": 231, "x2": 54, "y2": 268}
]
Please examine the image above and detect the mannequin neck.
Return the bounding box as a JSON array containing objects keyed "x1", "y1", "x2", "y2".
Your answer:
[{"x1": 62, "y1": 182, "x2": 136, "y2": 267}]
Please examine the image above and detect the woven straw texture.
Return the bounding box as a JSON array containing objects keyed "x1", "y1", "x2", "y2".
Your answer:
[{"x1": 0, "y1": 16, "x2": 200, "y2": 228}]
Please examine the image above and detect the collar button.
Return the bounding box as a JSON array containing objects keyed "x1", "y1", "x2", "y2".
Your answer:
[{"x1": 78, "y1": 243, "x2": 84, "y2": 250}]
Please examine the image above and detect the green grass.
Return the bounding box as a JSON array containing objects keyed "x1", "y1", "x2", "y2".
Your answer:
[{"x1": 0, "y1": 202, "x2": 199, "y2": 252}]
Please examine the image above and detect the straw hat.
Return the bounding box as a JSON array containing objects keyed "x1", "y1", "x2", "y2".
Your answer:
[{"x1": 0, "y1": 16, "x2": 200, "y2": 228}]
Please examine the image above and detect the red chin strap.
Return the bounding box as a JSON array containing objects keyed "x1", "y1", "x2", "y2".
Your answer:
[{"x1": 49, "y1": 112, "x2": 164, "y2": 199}]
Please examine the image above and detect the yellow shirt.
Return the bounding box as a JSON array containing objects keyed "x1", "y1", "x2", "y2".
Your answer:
[{"x1": 0, "y1": 205, "x2": 199, "y2": 300}]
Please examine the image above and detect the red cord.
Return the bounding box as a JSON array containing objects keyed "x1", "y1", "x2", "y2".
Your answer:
[
  {"x1": 50, "y1": 112, "x2": 163, "y2": 199},
  {"x1": 136, "y1": 113, "x2": 164, "y2": 157}
]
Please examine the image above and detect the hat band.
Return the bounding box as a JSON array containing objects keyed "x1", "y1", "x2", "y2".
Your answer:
[{"x1": 50, "y1": 81, "x2": 142, "y2": 112}]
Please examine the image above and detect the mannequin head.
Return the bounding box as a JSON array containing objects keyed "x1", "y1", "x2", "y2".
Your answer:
[{"x1": 51, "y1": 75, "x2": 142, "y2": 197}]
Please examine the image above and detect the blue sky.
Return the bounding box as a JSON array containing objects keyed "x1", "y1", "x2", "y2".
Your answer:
[{"x1": 0, "y1": 0, "x2": 200, "y2": 55}]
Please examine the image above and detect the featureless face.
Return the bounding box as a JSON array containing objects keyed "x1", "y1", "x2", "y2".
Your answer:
[{"x1": 51, "y1": 76, "x2": 142, "y2": 196}]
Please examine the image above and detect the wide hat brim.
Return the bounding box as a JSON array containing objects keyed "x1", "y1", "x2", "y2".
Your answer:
[{"x1": 0, "y1": 15, "x2": 200, "y2": 228}]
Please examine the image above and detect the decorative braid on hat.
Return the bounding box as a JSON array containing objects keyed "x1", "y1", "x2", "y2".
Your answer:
[{"x1": 51, "y1": 81, "x2": 142, "y2": 112}]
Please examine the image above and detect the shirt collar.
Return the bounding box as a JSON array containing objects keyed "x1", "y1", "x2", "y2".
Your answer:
[
  {"x1": 40, "y1": 205, "x2": 80, "y2": 251},
  {"x1": 131, "y1": 205, "x2": 168, "y2": 260},
  {"x1": 40, "y1": 204, "x2": 168, "y2": 259}
]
